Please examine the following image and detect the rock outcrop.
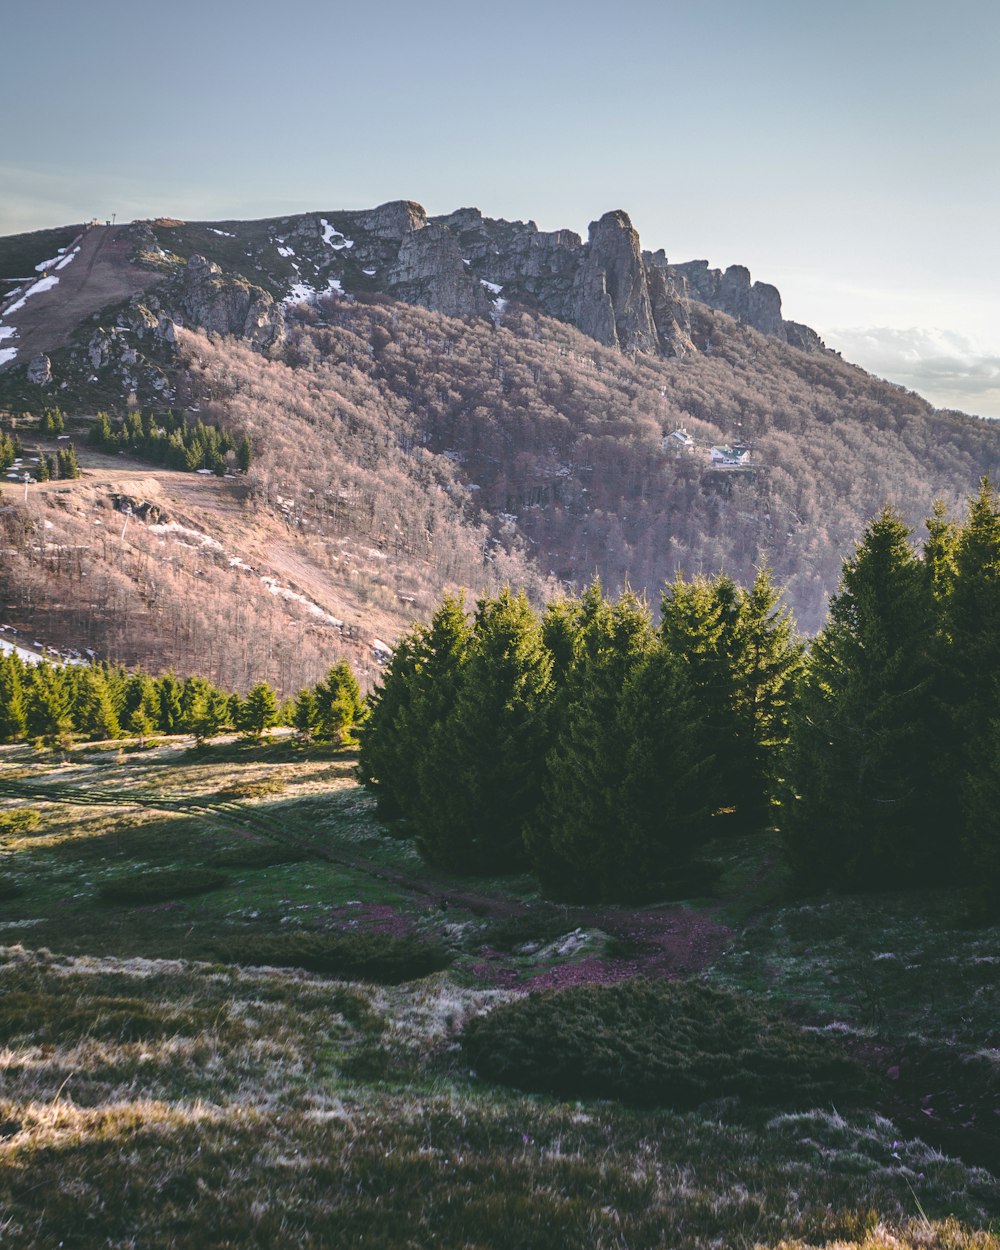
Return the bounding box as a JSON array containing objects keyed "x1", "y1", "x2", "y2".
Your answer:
[
  {"x1": 27, "y1": 354, "x2": 51, "y2": 385},
  {"x1": 386, "y1": 222, "x2": 490, "y2": 319},
  {"x1": 179, "y1": 255, "x2": 284, "y2": 351},
  {"x1": 572, "y1": 211, "x2": 658, "y2": 354},
  {"x1": 670, "y1": 260, "x2": 789, "y2": 342}
]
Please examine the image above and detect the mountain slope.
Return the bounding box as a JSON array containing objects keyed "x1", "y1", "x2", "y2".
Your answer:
[{"x1": 1, "y1": 202, "x2": 998, "y2": 681}]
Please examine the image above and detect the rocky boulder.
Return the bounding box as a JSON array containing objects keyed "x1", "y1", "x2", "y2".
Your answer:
[
  {"x1": 27, "y1": 354, "x2": 51, "y2": 385},
  {"x1": 179, "y1": 255, "x2": 284, "y2": 351}
]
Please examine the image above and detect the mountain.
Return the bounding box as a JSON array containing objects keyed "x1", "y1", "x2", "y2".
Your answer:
[{"x1": 1, "y1": 203, "x2": 998, "y2": 690}]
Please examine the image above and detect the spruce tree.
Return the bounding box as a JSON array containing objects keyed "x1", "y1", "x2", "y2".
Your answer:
[
  {"x1": 524, "y1": 583, "x2": 655, "y2": 900},
  {"x1": 24, "y1": 662, "x2": 74, "y2": 748},
  {"x1": 661, "y1": 569, "x2": 802, "y2": 829},
  {"x1": 413, "y1": 588, "x2": 553, "y2": 874},
  {"x1": 71, "y1": 667, "x2": 121, "y2": 740},
  {"x1": 314, "y1": 660, "x2": 364, "y2": 744},
  {"x1": 239, "y1": 682, "x2": 279, "y2": 739},
  {"x1": 0, "y1": 654, "x2": 27, "y2": 741},
  {"x1": 358, "y1": 595, "x2": 471, "y2": 823},
  {"x1": 782, "y1": 508, "x2": 947, "y2": 890},
  {"x1": 157, "y1": 671, "x2": 183, "y2": 734},
  {"x1": 945, "y1": 479, "x2": 1000, "y2": 912},
  {"x1": 292, "y1": 688, "x2": 320, "y2": 741}
]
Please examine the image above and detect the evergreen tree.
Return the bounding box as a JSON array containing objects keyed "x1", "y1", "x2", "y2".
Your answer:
[
  {"x1": 156, "y1": 671, "x2": 183, "y2": 734},
  {"x1": 524, "y1": 582, "x2": 655, "y2": 900},
  {"x1": 314, "y1": 660, "x2": 364, "y2": 744},
  {"x1": 358, "y1": 595, "x2": 472, "y2": 823},
  {"x1": 237, "y1": 434, "x2": 253, "y2": 473},
  {"x1": 782, "y1": 508, "x2": 948, "y2": 889},
  {"x1": 87, "y1": 410, "x2": 113, "y2": 449},
  {"x1": 239, "y1": 682, "x2": 279, "y2": 739},
  {"x1": 0, "y1": 654, "x2": 27, "y2": 741},
  {"x1": 945, "y1": 479, "x2": 1000, "y2": 912},
  {"x1": 71, "y1": 667, "x2": 121, "y2": 740},
  {"x1": 292, "y1": 688, "x2": 320, "y2": 741},
  {"x1": 661, "y1": 569, "x2": 802, "y2": 829},
  {"x1": 24, "y1": 662, "x2": 74, "y2": 748},
  {"x1": 413, "y1": 588, "x2": 554, "y2": 874}
]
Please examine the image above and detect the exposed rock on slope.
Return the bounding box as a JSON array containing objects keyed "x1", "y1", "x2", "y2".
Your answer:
[{"x1": 179, "y1": 255, "x2": 284, "y2": 350}]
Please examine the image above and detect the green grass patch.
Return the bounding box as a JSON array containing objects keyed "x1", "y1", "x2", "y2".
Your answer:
[
  {"x1": 462, "y1": 979, "x2": 870, "y2": 1110},
  {"x1": 0, "y1": 990, "x2": 218, "y2": 1044}
]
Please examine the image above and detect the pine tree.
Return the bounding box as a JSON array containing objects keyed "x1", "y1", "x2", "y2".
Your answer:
[
  {"x1": 314, "y1": 660, "x2": 364, "y2": 744},
  {"x1": 0, "y1": 654, "x2": 27, "y2": 741},
  {"x1": 292, "y1": 688, "x2": 320, "y2": 741},
  {"x1": 24, "y1": 662, "x2": 74, "y2": 749},
  {"x1": 413, "y1": 588, "x2": 553, "y2": 874},
  {"x1": 358, "y1": 595, "x2": 471, "y2": 823},
  {"x1": 945, "y1": 479, "x2": 1000, "y2": 912},
  {"x1": 239, "y1": 682, "x2": 279, "y2": 739},
  {"x1": 71, "y1": 667, "x2": 121, "y2": 740},
  {"x1": 87, "y1": 411, "x2": 112, "y2": 449},
  {"x1": 524, "y1": 582, "x2": 655, "y2": 900},
  {"x1": 782, "y1": 508, "x2": 948, "y2": 890},
  {"x1": 661, "y1": 569, "x2": 802, "y2": 829},
  {"x1": 237, "y1": 434, "x2": 253, "y2": 473},
  {"x1": 156, "y1": 671, "x2": 183, "y2": 734}
]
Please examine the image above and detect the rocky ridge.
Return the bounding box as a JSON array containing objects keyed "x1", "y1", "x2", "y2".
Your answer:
[{"x1": 140, "y1": 201, "x2": 826, "y2": 362}]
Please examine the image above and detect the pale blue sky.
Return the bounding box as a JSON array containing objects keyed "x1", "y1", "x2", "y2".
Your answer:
[{"x1": 3, "y1": 0, "x2": 998, "y2": 413}]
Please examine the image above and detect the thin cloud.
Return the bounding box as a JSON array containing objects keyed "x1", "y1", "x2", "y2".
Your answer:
[{"x1": 826, "y1": 326, "x2": 1000, "y2": 419}]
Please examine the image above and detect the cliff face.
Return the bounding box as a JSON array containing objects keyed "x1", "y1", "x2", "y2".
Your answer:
[
  {"x1": 366, "y1": 201, "x2": 822, "y2": 357},
  {"x1": 123, "y1": 201, "x2": 825, "y2": 367}
]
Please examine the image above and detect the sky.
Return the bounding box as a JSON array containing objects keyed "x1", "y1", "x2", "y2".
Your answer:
[{"x1": 3, "y1": 0, "x2": 998, "y2": 415}]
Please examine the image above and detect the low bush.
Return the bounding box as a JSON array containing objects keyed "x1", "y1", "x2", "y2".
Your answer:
[
  {"x1": 221, "y1": 932, "x2": 453, "y2": 984},
  {"x1": 461, "y1": 979, "x2": 868, "y2": 1110},
  {"x1": 0, "y1": 874, "x2": 22, "y2": 900},
  {"x1": 98, "y1": 868, "x2": 227, "y2": 905},
  {"x1": 207, "y1": 841, "x2": 309, "y2": 869},
  {"x1": 0, "y1": 809, "x2": 41, "y2": 836}
]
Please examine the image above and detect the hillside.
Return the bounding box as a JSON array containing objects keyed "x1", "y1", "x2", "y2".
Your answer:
[
  {"x1": 2, "y1": 204, "x2": 1000, "y2": 682},
  {"x1": 0, "y1": 734, "x2": 996, "y2": 1248}
]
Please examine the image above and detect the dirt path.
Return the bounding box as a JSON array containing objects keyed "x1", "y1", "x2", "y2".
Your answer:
[{"x1": 0, "y1": 225, "x2": 159, "y2": 369}]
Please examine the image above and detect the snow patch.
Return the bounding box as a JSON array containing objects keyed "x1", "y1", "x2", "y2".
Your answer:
[
  {"x1": 148, "y1": 522, "x2": 224, "y2": 551},
  {"x1": 276, "y1": 245, "x2": 295, "y2": 258},
  {"x1": 54, "y1": 247, "x2": 79, "y2": 271},
  {"x1": 480, "y1": 280, "x2": 503, "y2": 295},
  {"x1": 282, "y1": 276, "x2": 343, "y2": 307},
  {"x1": 209, "y1": 228, "x2": 235, "y2": 237},
  {"x1": 4, "y1": 274, "x2": 60, "y2": 315},
  {"x1": 320, "y1": 218, "x2": 354, "y2": 250},
  {"x1": 0, "y1": 348, "x2": 16, "y2": 366},
  {"x1": 259, "y1": 576, "x2": 343, "y2": 627}
]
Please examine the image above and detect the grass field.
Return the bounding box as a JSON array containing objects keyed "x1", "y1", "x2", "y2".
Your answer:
[{"x1": 0, "y1": 735, "x2": 997, "y2": 1248}]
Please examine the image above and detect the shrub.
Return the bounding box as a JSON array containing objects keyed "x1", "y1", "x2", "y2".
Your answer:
[
  {"x1": 461, "y1": 980, "x2": 867, "y2": 1109},
  {"x1": 207, "y1": 841, "x2": 309, "y2": 869},
  {"x1": 0, "y1": 809, "x2": 42, "y2": 835},
  {"x1": 221, "y1": 932, "x2": 452, "y2": 984},
  {"x1": 0, "y1": 874, "x2": 22, "y2": 900},
  {"x1": 98, "y1": 867, "x2": 227, "y2": 905}
]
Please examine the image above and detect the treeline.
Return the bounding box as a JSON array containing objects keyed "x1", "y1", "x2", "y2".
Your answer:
[
  {"x1": 0, "y1": 654, "x2": 363, "y2": 749},
  {"x1": 360, "y1": 483, "x2": 1000, "y2": 915},
  {"x1": 358, "y1": 573, "x2": 802, "y2": 901},
  {"x1": 88, "y1": 409, "x2": 252, "y2": 475},
  {"x1": 784, "y1": 480, "x2": 1000, "y2": 915}
]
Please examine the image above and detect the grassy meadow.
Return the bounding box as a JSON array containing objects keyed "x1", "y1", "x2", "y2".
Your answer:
[{"x1": 0, "y1": 734, "x2": 996, "y2": 1248}]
